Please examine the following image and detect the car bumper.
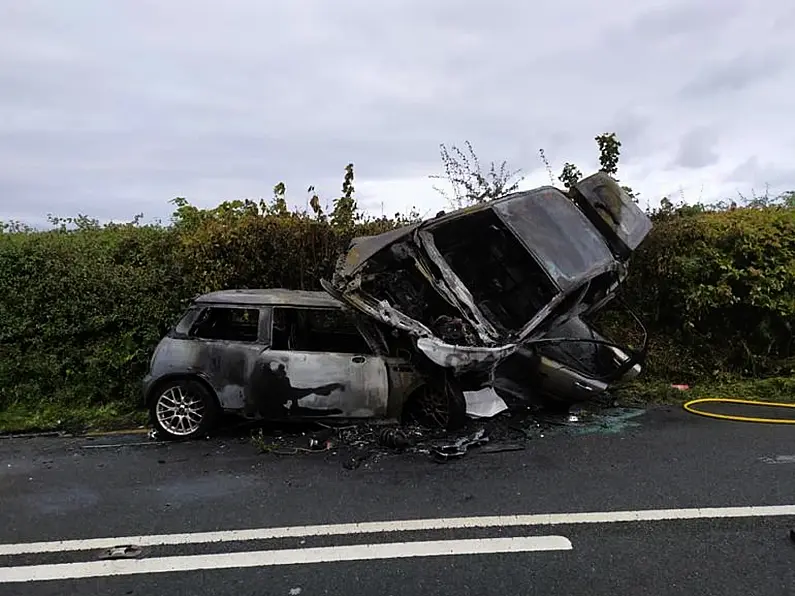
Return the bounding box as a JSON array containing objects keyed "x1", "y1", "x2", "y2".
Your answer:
[{"x1": 415, "y1": 337, "x2": 518, "y2": 372}]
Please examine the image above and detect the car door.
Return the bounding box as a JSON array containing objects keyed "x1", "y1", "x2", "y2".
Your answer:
[
  {"x1": 181, "y1": 304, "x2": 269, "y2": 411},
  {"x1": 532, "y1": 316, "x2": 641, "y2": 403},
  {"x1": 249, "y1": 305, "x2": 389, "y2": 419}
]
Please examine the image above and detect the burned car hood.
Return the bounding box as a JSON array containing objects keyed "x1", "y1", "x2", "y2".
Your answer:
[
  {"x1": 569, "y1": 173, "x2": 652, "y2": 260},
  {"x1": 337, "y1": 223, "x2": 422, "y2": 280},
  {"x1": 323, "y1": 173, "x2": 651, "y2": 369}
]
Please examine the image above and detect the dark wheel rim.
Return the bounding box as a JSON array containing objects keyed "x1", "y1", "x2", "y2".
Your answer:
[{"x1": 407, "y1": 384, "x2": 453, "y2": 428}]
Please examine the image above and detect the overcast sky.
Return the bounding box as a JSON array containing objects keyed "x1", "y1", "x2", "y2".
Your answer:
[{"x1": 2, "y1": 0, "x2": 794, "y2": 225}]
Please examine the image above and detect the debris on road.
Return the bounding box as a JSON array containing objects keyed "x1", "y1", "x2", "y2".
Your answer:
[
  {"x1": 99, "y1": 545, "x2": 143, "y2": 560},
  {"x1": 147, "y1": 399, "x2": 649, "y2": 468},
  {"x1": 480, "y1": 443, "x2": 525, "y2": 454},
  {"x1": 464, "y1": 388, "x2": 508, "y2": 419},
  {"x1": 432, "y1": 428, "x2": 489, "y2": 461},
  {"x1": 377, "y1": 427, "x2": 412, "y2": 449}
]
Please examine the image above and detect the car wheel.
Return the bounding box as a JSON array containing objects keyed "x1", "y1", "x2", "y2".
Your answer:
[
  {"x1": 150, "y1": 379, "x2": 219, "y2": 440},
  {"x1": 403, "y1": 372, "x2": 467, "y2": 430}
]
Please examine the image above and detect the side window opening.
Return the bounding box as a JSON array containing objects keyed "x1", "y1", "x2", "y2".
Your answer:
[
  {"x1": 174, "y1": 307, "x2": 201, "y2": 336},
  {"x1": 190, "y1": 307, "x2": 260, "y2": 342},
  {"x1": 271, "y1": 307, "x2": 373, "y2": 354}
]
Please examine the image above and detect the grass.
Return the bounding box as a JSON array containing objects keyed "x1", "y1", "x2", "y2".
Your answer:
[
  {"x1": 1, "y1": 375, "x2": 793, "y2": 435},
  {"x1": 613, "y1": 375, "x2": 795, "y2": 407},
  {"x1": 0, "y1": 400, "x2": 148, "y2": 435}
]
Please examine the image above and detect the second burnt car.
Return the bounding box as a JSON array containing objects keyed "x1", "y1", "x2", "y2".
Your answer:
[
  {"x1": 323, "y1": 172, "x2": 651, "y2": 405},
  {"x1": 142, "y1": 289, "x2": 461, "y2": 440}
]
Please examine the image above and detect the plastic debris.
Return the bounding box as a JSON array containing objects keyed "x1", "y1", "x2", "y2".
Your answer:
[
  {"x1": 464, "y1": 387, "x2": 509, "y2": 419},
  {"x1": 99, "y1": 545, "x2": 143, "y2": 560}
]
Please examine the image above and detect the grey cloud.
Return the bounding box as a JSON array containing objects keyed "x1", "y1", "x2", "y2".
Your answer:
[
  {"x1": 669, "y1": 127, "x2": 720, "y2": 170},
  {"x1": 678, "y1": 51, "x2": 790, "y2": 98},
  {"x1": 727, "y1": 156, "x2": 795, "y2": 192},
  {"x1": 628, "y1": 2, "x2": 741, "y2": 40},
  {"x1": 1, "y1": 0, "x2": 794, "y2": 223},
  {"x1": 603, "y1": 1, "x2": 744, "y2": 58}
]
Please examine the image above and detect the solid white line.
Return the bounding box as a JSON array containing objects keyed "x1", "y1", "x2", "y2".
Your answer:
[
  {"x1": 0, "y1": 536, "x2": 572, "y2": 583},
  {"x1": 1, "y1": 505, "x2": 794, "y2": 556}
]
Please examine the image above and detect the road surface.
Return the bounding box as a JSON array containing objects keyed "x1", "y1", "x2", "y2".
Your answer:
[{"x1": 1, "y1": 406, "x2": 794, "y2": 595}]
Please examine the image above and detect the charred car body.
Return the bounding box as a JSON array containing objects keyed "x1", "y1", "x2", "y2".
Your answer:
[
  {"x1": 323, "y1": 172, "x2": 651, "y2": 397},
  {"x1": 143, "y1": 289, "x2": 435, "y2": 440},
  {"x1": 143, "y1": 172, "x2": 652, "y2": 439}
]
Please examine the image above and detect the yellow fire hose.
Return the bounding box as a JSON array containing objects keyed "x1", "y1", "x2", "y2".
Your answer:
[{"x1": 683, "y1": 397, "x2": 795, "y2": 424}]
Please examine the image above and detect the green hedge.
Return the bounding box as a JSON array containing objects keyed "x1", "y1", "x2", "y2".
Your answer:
[
  {"x1": 616, "y1": 205, "x2": 795, "y2": 379},
  {"x1": 0, "y1": 204, "x2": 393, "y2": 414},
  {"x1": 1, "y1": 200, "x2": 793, "y2": 415}
]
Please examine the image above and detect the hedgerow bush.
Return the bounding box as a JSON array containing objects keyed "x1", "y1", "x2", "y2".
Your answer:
[
  {"x1": 616, "y1": 203, "x2": 795, "y2": 379},
  {"x1": 0, "y1": 220, "x2": 189, "y2": 412},
  {"x1": 0, "y1": 196, "x2": 399, "y2": 415},
  {"x1": 1, "y1": 186, "x2": 793, "y2": 420}
]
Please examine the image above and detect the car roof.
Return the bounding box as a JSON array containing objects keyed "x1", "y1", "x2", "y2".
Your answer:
[{"x1": 193, "y1": 289, "x2": 342, "y2": 308}]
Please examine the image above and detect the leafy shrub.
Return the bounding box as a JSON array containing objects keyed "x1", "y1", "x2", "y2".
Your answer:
[
  {"x1": 0, "y1": 199, "x2": 399, "y2": 414},
  {"x1": 620, "y1": 204, "x2": 795, "y2": 377},
  {"x1": 0, "y1": 221, "x2": 189, "y2": 411},
  {"x1": 1, "y1": 191, "x2": 793, "y2": 419}
]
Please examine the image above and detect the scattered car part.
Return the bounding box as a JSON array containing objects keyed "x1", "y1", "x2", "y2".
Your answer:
[
  {"x1": 378, "y1": 427, "x2": 412, "y2": 449},
  {"x1": 432, "y1": 428, "x2": 489, "y2": 461},
  {"x1": 99, "y1": 546, "x2": 143, "y2": 560},
  {"x1": 464, "y1": 387, "x2": 509, "y2": 419}
]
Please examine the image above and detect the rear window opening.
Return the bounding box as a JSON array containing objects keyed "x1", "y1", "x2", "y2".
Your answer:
[
  {"x1": 430, "y1": 209, "x2": 557, "y2": 334},
  {"x1": 190, "y1": 307, "x2": 260, "y2": 342},
  {"x1": 271, "y1": 307, "x2": 373, "y2": 354}
]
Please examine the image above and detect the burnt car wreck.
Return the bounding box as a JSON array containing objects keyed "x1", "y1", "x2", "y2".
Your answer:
[{"x1": 144, "y1": 172, "x2": 652, "y2": 440}]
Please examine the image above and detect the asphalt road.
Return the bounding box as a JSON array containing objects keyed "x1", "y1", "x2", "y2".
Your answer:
[{"x1": 1, "y1": 405, "x2": 794, "y2": 595}]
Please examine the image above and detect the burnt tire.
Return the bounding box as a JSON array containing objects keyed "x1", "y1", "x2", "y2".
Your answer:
[
  {"x1": 150, "y1": 378, "x2": 220, "y2": 441},
  {"x1": 403, "y1": 372, "x2": 467, "y2": 431}
]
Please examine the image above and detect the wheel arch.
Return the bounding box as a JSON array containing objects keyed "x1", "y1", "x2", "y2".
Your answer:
[{"x1": 145, "y1": 373, "x2": 221, "y2": 409}]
